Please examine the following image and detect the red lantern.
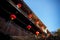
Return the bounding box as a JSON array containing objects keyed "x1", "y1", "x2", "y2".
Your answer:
[
  {"x1": 27, "y1": 25, "x2": 32, "y2": 30},
  {"x1": 41, "y1": 26, "x2": 44, "y2": 30},
  {"x1": 28, "y1": 14, "x2": 33, "y2": 19},
  {"x1": 10, "y1": 14, "x2": 16, "y2": 20},
  {"x1": 35, "y1": 20, "x2": 39, "y2": 24},
  {"x1": 17, "y1": 3, "x2": 22, "y2": 8},
  {"x1": 36, "y1": 31, "x2": 39, "y2": 36},
  {"x1": 47, "y1": 33, "x2": 50, "y2": 37},
  {"x1": 42, "y1": 35, "x2": 45, "y2": 38}
]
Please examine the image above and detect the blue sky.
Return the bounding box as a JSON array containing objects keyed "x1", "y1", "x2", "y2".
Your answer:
[{"x1": 24, "y1": 0, "x2": 60, "y2": 32}]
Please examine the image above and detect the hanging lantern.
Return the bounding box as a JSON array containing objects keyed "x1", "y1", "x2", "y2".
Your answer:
[
  {"x1": 36, "y1": 31, "x2": 39, "y2": 36},
  {"x1": 47, "y1": 33, "x2": 50, "y2": 37},
  {"x1": 17, "y1": 3, "x2": 22, "y2": 8},
  {"x1": 35, "y1": 20, "x2": 39, "y2": 25},
  {"x1": 41, "y1": 26, "x2": 45, "y2": 33},
  {"x1": 41, "y1": 26, "x2": 44, "y2": 30},
  {"x1": 10, "y1": 14, "x2": 16, "y2": 20},
  {"x1": 41, "y1": 26, "x2": 47, "y2": 33},
  {"x1": 27, "y1": 25, "x2": 32, "y2": 30},
  {"x1": 28, "y1": 14, "x2": 33, "y2": 19},
  {"x1": 42, "y1": 35, "x2": 45, "y2": 38}
]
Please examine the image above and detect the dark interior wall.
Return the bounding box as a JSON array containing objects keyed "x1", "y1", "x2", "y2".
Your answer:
[
  {"x1": 0, "y1": 17, "x2": 33, "y2": 36},
  {"x1": 0, "y1": 17, "x2": 37, "y2": 40}
]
